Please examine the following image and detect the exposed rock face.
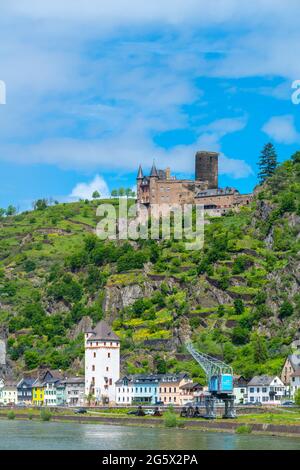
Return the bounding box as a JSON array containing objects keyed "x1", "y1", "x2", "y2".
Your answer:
[
  {"x1": 70, "y1": 316, "x2": 93, "y2": 340},
  {"x1": 265, "y1": 260, "x2": 300, "y2": 315},
  {"x1": 103, "y1": 284, "x2": 149, "y2": 319},
  {"x1": 103, "y1": 278, "x2": 176, "y2": 320},
  {"x1": 43, "y1": 299, "x2": 70, "y2": 315},
  {"x1": 0, "y1": 327, "x2": 7, "y2": 366}
]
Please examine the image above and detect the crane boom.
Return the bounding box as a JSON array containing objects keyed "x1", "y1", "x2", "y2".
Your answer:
[{"x1": 186, "y1": 342, "x2": 233, "y2": 380}]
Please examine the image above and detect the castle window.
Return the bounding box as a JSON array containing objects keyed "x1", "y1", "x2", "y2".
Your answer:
[{"x1": 108, "y1": 352, "x2": 111, "y2": 358}]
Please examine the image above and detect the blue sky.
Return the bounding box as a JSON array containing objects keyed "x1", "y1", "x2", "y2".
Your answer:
[{"x1": 1, "y1": 0, "x2": 300, "y2": 210}]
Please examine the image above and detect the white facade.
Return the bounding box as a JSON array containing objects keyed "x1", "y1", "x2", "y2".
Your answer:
[
  {"x1": 44, "y1": 382, "x2": 58, "y2": 407},
  {"x1": 247, "y1": 376, "x2": 286, "y2": 405},
  {"x1": 234, "y1": 385, "x2": 247, "y2": 404},
  {"x1": 116, "y1": 380, "x2": 133, "y2": 405},
  {"x1": 290, "y1": 374, "x2": 300, "y2": 399},
  {"x1": 85, "y1": 321, "x2": 120, "y2": 405},
  {"x1": 0, "y1": 385, "x2": 18, "y2": 405}
]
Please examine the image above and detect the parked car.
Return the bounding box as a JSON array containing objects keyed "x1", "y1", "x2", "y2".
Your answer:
[
  {"x1": 16, "y1": 402, "x2": 27, "y2": 407},
  {"x1": 244, "y1": 401, "x2": 254, "y2": 406},
  {"x1": 74, "y1": 408, "x2": 87, "y2": 414},
  {"x1": 144, "y1": 409, "x2": 155, "y2": 416},
  {"x1": 281, "y1": 401, "x2": 295, "y2": 407},
  {"x1": 127, "y1": 410, "x2": 138, "y2": 415},
  {"x1": 155, "y1": 401, "x2": 164, "y2": 406}
]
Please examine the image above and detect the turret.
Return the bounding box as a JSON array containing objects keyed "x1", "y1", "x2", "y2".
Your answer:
[
  {"x1": 150, "y1": 162, "x2": 158, "y2": 178},
  {"x1": 137, "y1": 165, "x2": 144, "y2": 180}
]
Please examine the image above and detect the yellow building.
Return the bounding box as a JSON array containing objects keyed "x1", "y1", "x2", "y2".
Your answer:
[{"x1": 32, "y1": 380, "x2": 44, "y2": 406}]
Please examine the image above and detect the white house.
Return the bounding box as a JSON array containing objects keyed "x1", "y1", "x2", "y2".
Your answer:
[
  {"x1": 247, "y1": 375, "x2": 286, "y2": 404},
  {"x1": 290, "y1": 371, "x2": 300, "y2": 399},
  {"x1": 0, "y1": 382, "x2": 18, "y2": 405},
  {"x1": 85, "y1": 321, "x2": 120, "y2": 405},
  {"x1": 233, "y1": 376, "x2": 248, "y2": 404}
]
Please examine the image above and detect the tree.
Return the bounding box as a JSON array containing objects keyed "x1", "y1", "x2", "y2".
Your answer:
[
  {"x1": 294, "y1": 389, "x2": 300, "y2": 406},
  {"x1": 234, "y1": 299, "x2": 245, "y2": 315},
  {"x1": 118, "y1": 187, "x2": 125, "y2": 197},
  {"x1": 92, "y1": 190, "x2": 100, "y2": 199},
  {"x1": 258, "y1": 143, "x2": 278, "y2": 183},
  {"x1": 0, "y1": 208, "x2": 5, "y2": 218},
  {"x1": 6, "y1": 205, "x2": 17, "y2": 216},
  {"x1": 111, "y1": 189, "x2": 118, "y2": 198},
  {"x1": 33, "y1": 199, "x2": 48, "y2": 211},
  {"x1": 279, "y1": 301, "x2": 294, "y2": 319},
  {"x1": 252, "y1": 333, "x2": 268, "y2": 363}
]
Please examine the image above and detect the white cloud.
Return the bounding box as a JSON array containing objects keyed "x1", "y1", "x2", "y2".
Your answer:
[
  {"x1": 262, "y1": 115, "x2": 300, "y2": 144},
  {"x1": 0, "y1": 0, "x2": 294, "y2": 189},
  {"x1": 69, "y1": 175, "x2": 110, "y2": 200}
]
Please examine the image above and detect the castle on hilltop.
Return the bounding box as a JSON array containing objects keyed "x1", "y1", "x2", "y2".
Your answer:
[{"x1": 136, "y1": 151, "x2": 252, "y2": 215}]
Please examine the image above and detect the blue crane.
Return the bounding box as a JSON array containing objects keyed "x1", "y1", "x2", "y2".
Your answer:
[{"x1": 186, "y1": 342, "x2": 236, "y2": 419}]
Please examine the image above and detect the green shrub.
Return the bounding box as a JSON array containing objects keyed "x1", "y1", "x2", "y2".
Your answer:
[
  {"x1": 40, "y1": 408, "x2": 52, "y2": 422},
  {"x1": 7, "y1": 411, "x2": 15, "y2": 420},
  {"x1": 28, "y1": 413, "x2": 34, "y2": 420},
  {"x1": 235, "y1": 425, "x2": 252, "y2": 434},
  {"x1": 164, "y1": 410, "x2": 178, "y2": 428}
]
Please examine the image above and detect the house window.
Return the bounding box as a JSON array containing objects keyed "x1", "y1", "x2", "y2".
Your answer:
[
  {"x1": 106, "y1": 367, "x2": 109, "y2": 372},
  {"x1": 262, "y1": 387, "x2": 267, "y2": 393},
  {"x1": 108, "y1": 353, "x2": 111, "y2": 358},
  {"x1": 93, "y1": 352, "x2": 96, "y2": 358},
  {"x1": 92, "y1": 365, "x2": 95, "y2": 371},
  {"x1": 249, "y1": 388, "x2": 254, "y2": 393}
]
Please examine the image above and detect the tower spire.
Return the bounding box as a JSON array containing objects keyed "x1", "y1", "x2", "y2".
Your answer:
[
  {"x1": 137, "y1": 164, "x2": 144, "y2": 179},
  {"x1": 150, "y1": 160, "x2": 158, "y2": 178}
]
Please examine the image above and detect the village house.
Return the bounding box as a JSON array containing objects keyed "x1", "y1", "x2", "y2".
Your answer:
[
  {"x1": 290, "y1": 371, "x2": 300, "y2": 399},
  {"x1": 179, "y1": 382, "x2": 203, "y2": 405},
  {"x1": 62, "y1": 377, "x2": 85, "y2": 406},
  {"x1": 43, "y1": 373, "x2": 63, "y2": 407},
  {"x1": 116, "y1": 374, "x2": 162, "y2": 405},
  {"x1": 233, "y1": 376, "x2": 248, "y2": 404},
  {"x1": 281, "y1": 353, "x2": 300, "y2": 386},
  {"x1": 85, "y1": 321, "x2": 120, "y2": 405},
  {"x1": 17, "y1": 377, "x2": 35, "y2": 404},
  {"x1": 0, "y1": 381, "x2": 18, "y2": 405},
  {"x1": 159, "y1": 374, "x2": 192, "y2": 405},
  {"x1": 247, "y1": 376, "x2": 286, "y2": 404}
]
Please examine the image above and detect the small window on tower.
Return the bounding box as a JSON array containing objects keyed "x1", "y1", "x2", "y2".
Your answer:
[{"x1": 108, "y1": 353, "x2": 111, "y2": 358}]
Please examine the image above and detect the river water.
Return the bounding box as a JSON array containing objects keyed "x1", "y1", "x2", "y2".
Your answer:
[{"x1": 0, "y1": 420, "x2": 300, "y2": 450}]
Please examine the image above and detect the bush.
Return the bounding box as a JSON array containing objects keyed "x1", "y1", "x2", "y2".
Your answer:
[
  {"x1": 279, "y1": 301, "x2": 294, "y2": 319},
  {"x1": 164, "y1": 410, "x2": 178, "y2": 428},
  {"x1": 235, "y1": 425, "x2": 252, "y2": 434},
  {"x1": 40, "y1": 408, "x2": 52, "y2": 422},
  {"x1": 7, "y1": 411, "x2": 16, "y2": 420},
  {"x1": 294, "y1": 389, "x2": 300, "y2": 406}
]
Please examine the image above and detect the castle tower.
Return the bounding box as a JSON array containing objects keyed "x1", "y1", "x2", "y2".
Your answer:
[
  {"x1": 195, "y1": 151, "x2": 219, "y2": 189},
  {"x1": 137, "y1": 165, "x2": 144, "y2": 202},
  {"x1": 85, "y1": 321, "x2": 120, "y2": 405}
]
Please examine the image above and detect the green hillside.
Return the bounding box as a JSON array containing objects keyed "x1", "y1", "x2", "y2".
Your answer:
[{"x1": 0, "y1": 153, "x2": 299, "y2": 383}]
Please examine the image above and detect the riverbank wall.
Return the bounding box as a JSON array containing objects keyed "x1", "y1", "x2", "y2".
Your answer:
[{"x1": 1, "y1": 412, "x2": 300, "y2": 437}]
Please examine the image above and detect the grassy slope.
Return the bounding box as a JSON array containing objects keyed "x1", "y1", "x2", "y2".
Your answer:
[{"x1": 0, "y1": 155, "x2": 299, "y2": 381}]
